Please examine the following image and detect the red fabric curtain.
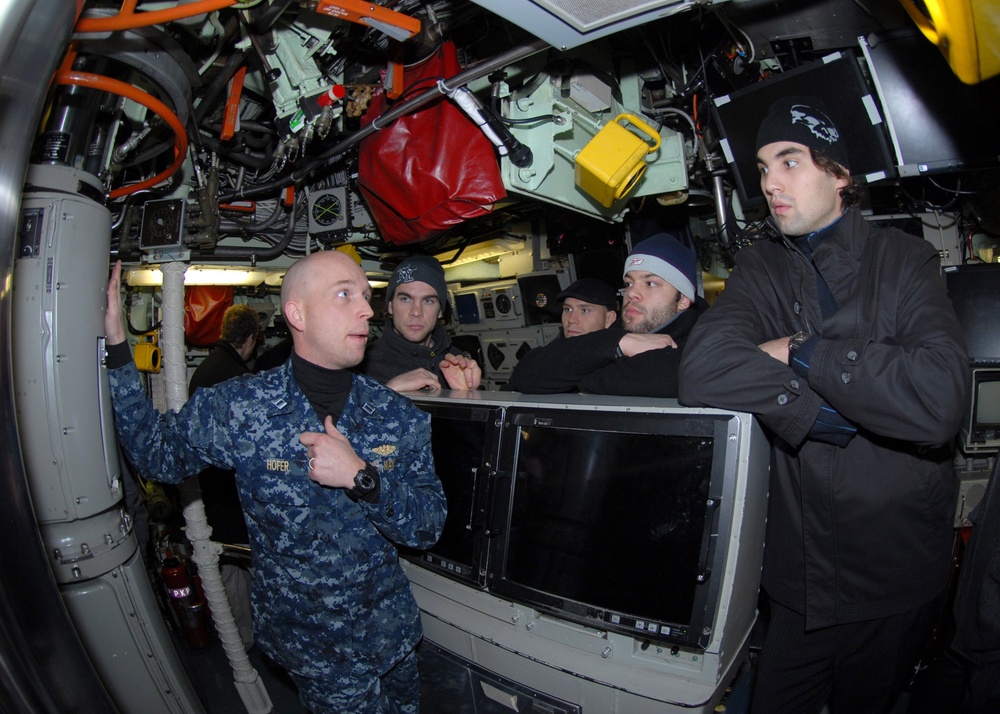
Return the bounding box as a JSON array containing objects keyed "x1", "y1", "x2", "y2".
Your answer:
[{"x1": 184, "y1": 285, "x2": 233, "y2": 347}]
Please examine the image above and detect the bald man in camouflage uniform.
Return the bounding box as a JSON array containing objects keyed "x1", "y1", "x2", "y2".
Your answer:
[{"x1": 104, "y1": 252, "x2": 446, "y2": 713}]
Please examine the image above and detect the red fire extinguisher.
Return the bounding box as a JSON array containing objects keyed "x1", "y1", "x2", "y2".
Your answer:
[{"x1": 161, "y1": 552, "x2": 211, "y2": 648}]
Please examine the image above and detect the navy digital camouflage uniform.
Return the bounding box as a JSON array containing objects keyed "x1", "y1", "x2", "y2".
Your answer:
[{"x1": 107, "y1": 351, "x2": 446, "y2": 712}]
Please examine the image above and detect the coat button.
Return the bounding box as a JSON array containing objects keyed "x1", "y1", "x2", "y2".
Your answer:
[
  {"x1": 777, "y1": 393, "x2": 788, "y2": 405},
  {"x1": 847, "y1": 350, "x2": 858, "y2": 361},
  {"x1": 793, "y1": 302, "x2": 802, "y2": 314},
  {"x1": 386, "y1": 506, "x2": 395, "y2": 517},
  {"x1": 841, "y1": 372, "x2": 851, "y2": 384},
  {"x1": 790, "y1": 379, "x2": 800, "y2": 390}
]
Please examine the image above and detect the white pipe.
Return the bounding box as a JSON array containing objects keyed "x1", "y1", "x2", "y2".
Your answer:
[{"x1": 160, "y1": 262, "x2": 272, "y2": 713}]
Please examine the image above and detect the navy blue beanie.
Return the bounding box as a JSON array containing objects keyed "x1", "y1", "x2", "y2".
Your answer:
[
  {"x1": 624, "y1": 233, "x2": 697, "y2": 300},
  {"x1": 387, "y1": 255, "x2": 448, "y2": 305},
  {"x1": 755, "y1": 96, "x2": 850, "y2": 170}
]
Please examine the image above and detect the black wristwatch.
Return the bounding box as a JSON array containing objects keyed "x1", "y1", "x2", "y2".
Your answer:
[
  {"x1": 346, "y1": 461, "x2": 380, "y2": 501},
  {"x1": 788, "y1": 330, "x2": 811, "y2": 360}
]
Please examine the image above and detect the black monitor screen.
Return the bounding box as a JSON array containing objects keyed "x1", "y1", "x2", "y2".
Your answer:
[
  {"x1": 711, "y1": 51, "x2": 894, "y2": 209},
  {"x1": 862, "y1": 27, "x2": 1000, "y2": 177},
  {"x1": 944, "y1": 264, "x2": 1000, "y2": 365},
  {"x1": 978, "y1": 379, "x2": 1000, "y2": 427},
  {"x1": 494, "y1": 415, "x2": 719, "y2": 644},
  {"x1": 455, "y1": 292, "x2": 481, "y2": 326},
  {"x1": 408, "y1": 404, "x2": 499, "y2": 585}
]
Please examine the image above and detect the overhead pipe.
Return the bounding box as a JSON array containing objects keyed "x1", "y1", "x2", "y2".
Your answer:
[
  {"x1": 55, "y1": 50, "x2": 189, "y2": 198},
  {"x1": 75, "y1": 0, "x2": 238, "y2": 33},
  {"x1": 221, "y1": 38, "x2": 551, "y2": 203}
]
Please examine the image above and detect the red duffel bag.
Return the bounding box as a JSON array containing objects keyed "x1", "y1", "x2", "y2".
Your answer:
[{"x1": 357, "y1": 41, "x2": 506, "y2": 246}]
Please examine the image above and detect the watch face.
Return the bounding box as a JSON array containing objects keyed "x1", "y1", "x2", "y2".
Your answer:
[
  {"x1": 311, "y1": 192, "x2": 343, "y2": 227},
  {"x1": 355, "y1": 468, "x2": 377, "y2": 492}
]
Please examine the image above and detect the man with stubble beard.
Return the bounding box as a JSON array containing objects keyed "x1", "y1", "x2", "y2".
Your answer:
[{"x1": 506, "y1": 232, "x2": 707, "y2": 396}]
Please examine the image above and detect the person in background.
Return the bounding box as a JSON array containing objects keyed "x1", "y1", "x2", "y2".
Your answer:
[
  {"x1": 188, "y1": 302, "x2": 259, "y2": 650},
  {"x1": 557, "y1": 278, "x2": 619, "y2": 338},
  {"x1": 505, "y1": 232, "x2": 706, "y2": 396},
  {"x1": 253, "y1": 333, "x2": 292, "y2": 372},
  {"x1": 678, "y1": 96, "x2": 969, "y2": 714},
  {"x1": 359, "y1": 254, "x2": 480, "y2": 392},
  {"x1": 104, "y1": 251, "x2": 446, "y2": 713}
]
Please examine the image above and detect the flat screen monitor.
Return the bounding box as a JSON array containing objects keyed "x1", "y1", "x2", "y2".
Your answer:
[
  {"x1": 455, "y1": 292, "x2": 481, "y2": 326},
  {"x1": 711, "y1": 51, "x2": 894, "y2": 209},
  {"x1": 489, "y1": 408, "x2": 733, "y2": 649},
  {"x1": 963, "y1": 368, "x2": 1000, "y2": 454},
  {"x1": 944, "y1": 264, "x2": 1000, "y2": 365},
  {"x1": 405, "y1": 403, "x2": 501, "y2": 586},
  {"x1": 860, "y1": 27, "x2": 1000, "y2": 177}
]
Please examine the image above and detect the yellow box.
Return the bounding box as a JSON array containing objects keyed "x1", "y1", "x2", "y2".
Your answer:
[
  {"x1": 900, "y1": 0, "x2": 1000, "y2": 84},
  {"x1": 134, "y1": 332, "x2": 161, "y2": 373},
  {"x1": 575, "y1": 113, "x2": 661, "y2": 208}
]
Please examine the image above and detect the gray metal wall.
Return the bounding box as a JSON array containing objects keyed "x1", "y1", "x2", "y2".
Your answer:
[{"x1": 0, "y1": 1, "x2": 116, "y2": 711}]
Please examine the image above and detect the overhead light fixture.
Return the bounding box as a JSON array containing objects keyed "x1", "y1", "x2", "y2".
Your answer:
[
  {"x1": 435, "y1": 238, "x2": 526, "y2": 269},
  {"x1": 126, "y1": 265, "x2": 393, "y2": 290},
  {"x1": 125, "y1": 265, "x2": 267, "y2": 287}
]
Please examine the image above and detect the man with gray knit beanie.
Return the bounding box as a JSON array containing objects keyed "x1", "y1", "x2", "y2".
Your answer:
[{"x1": 507, "y1": 231, "x2": 706, "y2": 396}]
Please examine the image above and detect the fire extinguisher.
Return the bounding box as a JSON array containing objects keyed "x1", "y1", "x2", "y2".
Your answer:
[{"x1": 161, "y1": 552, "x2": 211, "y2": 648}]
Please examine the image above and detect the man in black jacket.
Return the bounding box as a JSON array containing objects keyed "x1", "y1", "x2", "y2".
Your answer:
[
  {"x1": 359, "y1": 255, "x2": 480, "y2": 392},
  {"x1": 679, "y1": 96, "x2": 969, "y2": 713},
  {"x1": 189, "y1": 302, "x2": 259, "y2": 649},
  {"x1": 557, "y1": 278, "x2": 618, "y2": 338},
  {"x1": 506, "y1": 232, "x2": 706, "y2": 396}
]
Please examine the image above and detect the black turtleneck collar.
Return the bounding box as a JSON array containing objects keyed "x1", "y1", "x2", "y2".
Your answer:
[{"x1": 291, "y1": 351, "x2": 353, "y2": 423}]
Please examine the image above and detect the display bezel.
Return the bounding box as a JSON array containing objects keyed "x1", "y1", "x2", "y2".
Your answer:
[
  {"x1": 486, "y1": 408, "x2": 736, "y2": 649},
  {"x1": 963, "y1": 368, "x2": 1000, "y2": 454},
  {"x1": 860, "y1": 28, "x2": 1000, "y2": 178},
  {"x1": 403, "y1": 402, "x2": 503, "y2": 587}
]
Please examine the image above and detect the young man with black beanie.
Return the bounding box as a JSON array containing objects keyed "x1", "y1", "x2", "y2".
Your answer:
[
  {"x1": 359, "y1": 255, "x2": 480, "y2": 391},
  {"x1": 678, "y1": 96, "x2": 969, "y2": 713}
]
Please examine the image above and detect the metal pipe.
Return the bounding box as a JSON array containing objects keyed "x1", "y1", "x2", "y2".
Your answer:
[{"x1": 222, "y1": 39, "x2": 551, "y2": 202}]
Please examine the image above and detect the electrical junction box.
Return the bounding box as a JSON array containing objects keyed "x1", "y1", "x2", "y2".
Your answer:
[
  {"x1": 574, "y1": 113, "x2": 661, "y2": 208},
  {"x1": 501, "y1": 65, "x2": 687, "y2": 222},
  {"x1": 139, "y1": 198, "x2": 186, "y2": 250}
]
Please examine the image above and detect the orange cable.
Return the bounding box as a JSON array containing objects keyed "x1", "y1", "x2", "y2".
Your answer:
[
  {"x1": 75, "y1": 0, "x2": 237, "y2": 33},
  {"x1": 55, "y1": 69, "x2": 189, "y2": 198}
]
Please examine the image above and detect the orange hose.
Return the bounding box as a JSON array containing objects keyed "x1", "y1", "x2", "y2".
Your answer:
[
  {"x1": 75, "y1": 0, "x2": 237, "y2": 33},
  {"x1": 55, "y1": 69, "x2": 189, "y2": 198}
]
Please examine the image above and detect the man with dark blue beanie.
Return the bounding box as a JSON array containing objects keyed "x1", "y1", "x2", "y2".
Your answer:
[{"x1": 359, "y1": 255, "x2": 480, "y2": 391}]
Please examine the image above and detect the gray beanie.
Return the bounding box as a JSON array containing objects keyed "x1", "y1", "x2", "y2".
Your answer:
[
  {"x1": 755, "y1": 96, "x2": 850, "y2": 170},
  {"x1": 624, "y1": 233, "x2": 697, "y2": 301},
  {"x1": 387, "y1": 255, "x2": 448, "y2": 305}
]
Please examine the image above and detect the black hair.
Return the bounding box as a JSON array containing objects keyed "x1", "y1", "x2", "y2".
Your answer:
[{"x1": 811, "y1": 148, "x2": 864, "y2": 208}]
